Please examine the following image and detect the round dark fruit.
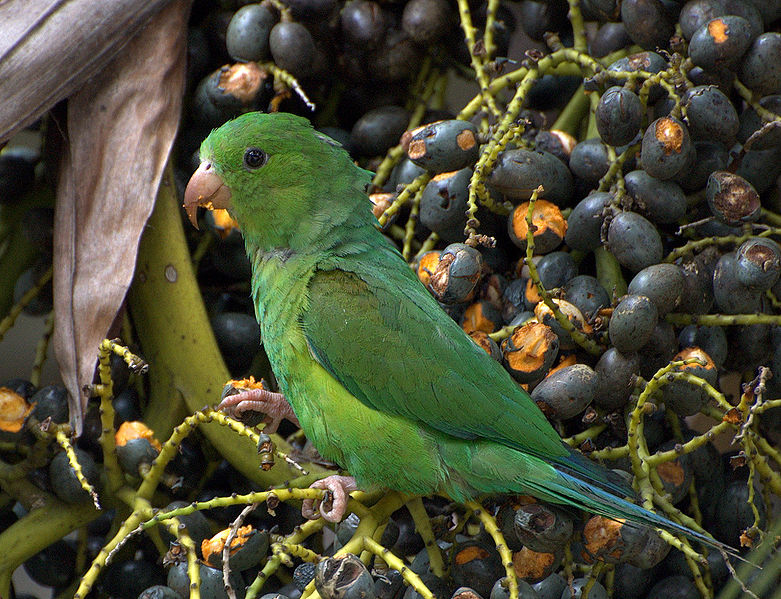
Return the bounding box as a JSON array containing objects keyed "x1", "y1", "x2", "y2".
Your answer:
[
  {"x1": 404, "y1": 119, "x2": 479, "y2": 173},
  {"x1": 401, "y1": 0, "x2": 453, "y2": 44},
  {"x1": 350, "y1": 106, "x2": 410, "y2": 157},
  {"x1": 624, "y1": 169, "x2": 686, "y2": 224},
  {"x1": 419, "y1": 168, "x2": 472, "y2": 242},
  {"x1": 427, "y1": 243, "x2": 483, "y2": 304},
  {"x1": 688, "y1": 16, "x2": 754, "y2": 72},
  {"x1": 49, "y1": 448, "x2": 100, "y2": 504},
  {"x1": 226, "y1": 4, "x2": 276, "y2": 62},
  {"x1": 735, "y1": 237, "x2": 781, "y2": 290},
  {"x1": 340, "y1": 1, "x2": 386, "y2": 48},
  {"x1": 269, "y1": 22, "x2": 315, "y2": 78},
  {"x1": 683, "y1": 85, "x2": 739, "y2": 146},
  {"x1": 706, "y1": 170, "x2": 761, "y2": 225},
  {"x1": 531, "y1": 364, "x2": 598, "y2": 420},
  {"x1": 606, "y1": 211, "x2": 663, "y2": 272},
  {"x1": 609, "y1": 294, "x2": 658, "y2": 353},
  {"x1": 489, "y1": 149, "x2": 573, "y2": 205},
  {"x1": 641, "y1": 117, "x2": 692, "y2": 180},
  {"x1": 564, "y1": 191, "x2": 611, "y2": 252},
  {"x1": 739, "y1": 33, "x2": 781, "y2": 96},
  {"x1": 620, "y1": 0, "x2": 673, "y2": 51},
  {"x1": 596, "y1": 87, "x2": 642, "y2": 147},
  {"x1": 594, "y1": 348, "x2": 640, "y2": 410},
  {"x1": 627, "y1": 263, "x2": 684, "y2": 316}
]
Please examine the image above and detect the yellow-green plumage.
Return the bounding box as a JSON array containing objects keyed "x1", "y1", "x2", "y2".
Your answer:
[{"x1": 196, "y1": 111, "x2": 732, "y2": 552}]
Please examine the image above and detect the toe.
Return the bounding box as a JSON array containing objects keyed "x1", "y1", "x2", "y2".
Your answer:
[{"x1": 301, "y1": 499, "x2": 320, "y2": 520}]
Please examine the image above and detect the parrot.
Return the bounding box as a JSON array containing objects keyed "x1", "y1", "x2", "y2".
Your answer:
[{"x1": 183, "y1": 111, "x2": 733, "y2": 555}]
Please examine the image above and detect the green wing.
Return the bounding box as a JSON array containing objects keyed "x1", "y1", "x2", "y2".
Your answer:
[{"x1": 301, "y1": 243, "x2": 569, "y2": 462}]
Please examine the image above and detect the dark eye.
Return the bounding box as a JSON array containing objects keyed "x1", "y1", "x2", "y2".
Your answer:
[{"x1": 243, "y1": 147, "x2": 267, "y2": 169}]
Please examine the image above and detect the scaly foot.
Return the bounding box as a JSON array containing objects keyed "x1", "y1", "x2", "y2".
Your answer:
[
  {"x1": 301, "y1": 475, "x2": 358, "y2": 522},
  {"x1": 217, "y1": 378, "x2": 299, "y2": 434}
]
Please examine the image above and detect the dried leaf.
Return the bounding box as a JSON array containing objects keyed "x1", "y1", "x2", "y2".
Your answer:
[
  {"x1": 53, "y1": 0, "x2": 190, "y2": 432},
  {"x1": 0, "y1": 0, "x2": 174, "y2": 143}
]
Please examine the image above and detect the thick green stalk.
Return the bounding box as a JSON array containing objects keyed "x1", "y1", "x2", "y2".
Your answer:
[{"x1": 0, "y1": 499, "x2": 98, "y2": 597}]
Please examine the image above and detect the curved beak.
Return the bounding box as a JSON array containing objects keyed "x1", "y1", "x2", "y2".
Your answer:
[{"x1": 183, "y1": 161, "x2": 232, "y2": 229}]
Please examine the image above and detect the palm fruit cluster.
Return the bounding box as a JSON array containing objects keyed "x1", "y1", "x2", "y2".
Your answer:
[{"x1": 2, "y1": 0, "x2": 781, "y2": 598}]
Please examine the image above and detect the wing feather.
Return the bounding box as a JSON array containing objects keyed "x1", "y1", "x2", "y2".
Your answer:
[{"x1": 301, "y1": 246, "x2": 569, "y2": 459}]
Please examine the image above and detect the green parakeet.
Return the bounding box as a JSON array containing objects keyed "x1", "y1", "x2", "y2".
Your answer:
[{"x1": 184, "y1": 112, "x2": 729, "y2": 552}]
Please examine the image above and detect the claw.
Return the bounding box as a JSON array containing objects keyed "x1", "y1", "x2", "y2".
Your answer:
[
  {"x1": 301, "y1": 475, "x2": 358, "y2": 522},
  {"x1": 217, "y1": 379, "x2": 299, "y2": 434}
]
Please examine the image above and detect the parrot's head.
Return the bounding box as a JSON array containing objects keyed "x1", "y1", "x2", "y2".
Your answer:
[{"x1": 184, "y1": 111, "x2": 373, "y2": 250}]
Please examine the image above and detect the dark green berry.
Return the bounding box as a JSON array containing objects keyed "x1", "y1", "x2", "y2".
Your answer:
[
  {"x1": 648, "y1": 576, "x2": 699, "y2": 599},
  {"x1": 737, "y1": 95, "x2": 781, "y2": 151},
  {"x1": 627, "y1": 263, "x2": 684, "y2": 316},
  {"x1": 620, "y1": 0, "x2": 673, "y2": 50},
  {"x1": 531, "y1": 363, "x2": 598, "y2": 420},
  {"x1": 226, "y1": 4, "x2": 276, "y2": 62},
  {"x1": 269, "y1": 22, "x2": 315, "y2": 78},
  {"x1": 641, "y1": 117, "x2": 692, "y2": 180},
  {"x1": 564, "y1": 191, "x2": 611, "y2": 252},
  {"x1": 23, "y1": 539, "x2": 76, "y2": 588},
  {"x1": 624, "y1": 169, "x2": 686, "y2": 224},
  {"x1": 404, "y1": 120, "x2": 479, "y2": 173},
  {"x1": 594, "y1": 348, "x2": 639, "y2": 410},
  {"x1": 660, "y1": 347, "x2": 718, "y2": 416},
  {"x1": 561, "y1": 275, "x2": 609, "y2": 317},
  {"x1": 350, "y1": 106, "x2": 410, "y2": 157},
  {"x1": 341, "y1": 1, "x2": 386, "y2": 48},
  {"x1": 167, "y1": 561, "x2": 245, "y2": 599},
  {"x1": 740, "y1": 33, "x2": 781, "y2": 95},
  {"x1": 607, "y1": 211, "x2": 663, "y2": 272},
  {"x1": 683, "y1": 85, "x2": 739, "y2": 146},
  {"x1": 532, "y1": 573, "x2": 566, "y2": 599},
  {"x1": 30, "y1": 384, "x2": 69, "y2": 424},
  {"x1": 160, "y1": 500, "x2": 213, "y2": 555},
  {"x1": 489, "y1": 149, "x2": 573, "y2": 205},
  {"x1": 48, "y1": 449, "x2": 99, "y2": 504},
  {"x1": 568, "y1": 138, "x2": 610, "y2": 186},
  {"x1": 596, "y1": 86, "x2": 642, "y2": 147},
  {"x1": 706, "y1": 171, "x2": 761, "y2": 225},
  {"x1": 560, "y1": 578, "x2": 607, "y2": 599},
  {"x1": 735, "y1": 237, "x2": 781, "y2": 290},
  {"x1": 605, "y1": 52, "x2": 667, "y2": 102},
  {"x1": 138, "y1": 587, "x2": 181, "y2": 599},
  {"x1": 211, "y1": 312, "x2": 261, "y2": 376},
  {"x1": 419, "y1": 168, "x2": 472, "y2": 242},
  {"x1": 401, "y1": 0, "x2": 453, "y2": 44},
  {"x1": 679, "y1": 325, "x2": 728, "y2": 367},
  {"x1": 609, "y1": 294, "x2": 658, "y2": 352},
  {"x1": 450, "y1": 540, "x2": 503, "y2": 598},
  {"x1": 689, "y1": 15, "x2": 754, "y2": 72}
]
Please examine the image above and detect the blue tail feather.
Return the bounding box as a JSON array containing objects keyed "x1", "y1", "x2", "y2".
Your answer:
[{"x1": 542, "y1": 468, "x2": 740, "y2": 557}]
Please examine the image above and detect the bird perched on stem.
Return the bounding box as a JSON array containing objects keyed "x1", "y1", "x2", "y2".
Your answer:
[{"x1": 184, "y1": 111, "x2": 733, "y2": 556}]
